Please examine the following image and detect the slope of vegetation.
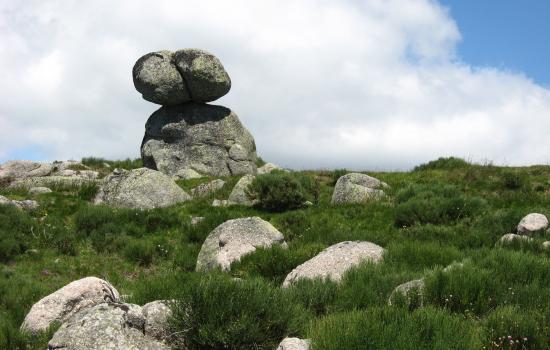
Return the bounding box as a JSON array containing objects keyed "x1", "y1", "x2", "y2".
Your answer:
[{"x1": 2, "y1": 157, "x2": 550, "y2": 349}]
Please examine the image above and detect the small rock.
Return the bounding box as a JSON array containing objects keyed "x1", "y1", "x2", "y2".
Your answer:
[
  {"x1": 283, "y1": 241, "x2": 385, "y2": 287},
  {"x1": 212, "y1": 199, "x2": 229, "y2": 207},
  {"x1": 0, "y1": 195, "x2": 38, "y2": 210},
  {"x1": 331, "y1": 173, "x2": 386, "y2": 204},
  {"x1": 257, "y1": 162, "x2": 283, "y2": 175},
  {"x1": 543, "y1": 241, "x2": 550, "y2": 250},
  {"x1": 21, "y1": 277, "x2": 120, "y2": 334},
  {"x1": 190, "y1": 216, "x2": 205, "y2": 226},
  {"x1": 388, "y1": 279, "x2": 425, "y2": 307},
  {"x1": 196, "y1": 217, "x2": 286, "y2": 271},
  {"x1": 94, "y1": 168, "x2": 191, "y2": 209},
  {"x1": 277, "y1": 337, "x2": 310, "y2": 350},
  {"x1": 174, "y1": 168, "x2": 203, "y2": 180},
  {"x1": 28, "y1": 186, "x2": 52, "y2": 195},
  {"x1": 191, "y1": 179, "x2": 226, "y2": 198},
  {"x1": 498, "y1": 233, "x2": 533, "y2": 245},
  {"x1": 517, "y1": 213, "x2": 548, "y2": 235},
  {"x1": 142, "y1": 300, "x2": 172, "y2": 341},
  {"x1": 227, "y1": 174, "x2": 257, "y2": 206}
]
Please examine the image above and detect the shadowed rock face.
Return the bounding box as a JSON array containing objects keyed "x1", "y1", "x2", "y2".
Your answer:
[{"x1": 141, "y1": 103, "x2": 257, "y2": 177}]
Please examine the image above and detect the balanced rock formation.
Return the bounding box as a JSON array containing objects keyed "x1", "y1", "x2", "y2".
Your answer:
[
  {"x1": 331, "y1": 173, "x2": 387, "y2": 204},
  {"x1": 21, "y1": 277, "x2": 120, "y2": 334},
  {"x1": 141, "y1": 103, "x2": 257, "y2": 177},
  {"x1": 134, "y1": 48, "x2": 258, "y2": 178},
  {"x1": 517, "y1": 213, "x2": 548, "y2": 235},
  {"x1": 94, "y1": 168, "x2": 191, "y2": 209},
  {"x1": 277, "y1": 337, "x2": 311, "y2": 350},
  {"x1": 133, "y1": 49, "x2": 231, "y2": 105},
  {"x1": 196, "y1": 217, "x2": 286, "y2": 271},
  {"x1": 47, "y1": 302, "x2": 171, "y2": 350},
  {"x1": 283, "y1": 241, "x2": 385, "y2": 287}
]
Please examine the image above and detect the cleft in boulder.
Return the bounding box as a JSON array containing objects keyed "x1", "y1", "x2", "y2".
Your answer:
[
  {"x1": 283, "y1": 241, "x2": 385, "y2": 287},
  {"x1": 94, "y1": 168, "x2": 191, "y2": 209},
  {"x1": 331, "y1": 173, "x2": 387, "y2": 204},
  {"x1": 196, "y1": 217, "x2": 286, "y2": 271}
]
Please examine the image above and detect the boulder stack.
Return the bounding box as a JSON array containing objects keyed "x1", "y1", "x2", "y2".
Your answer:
[{"x1": 133, "y1": 49, "x2": 258, "y2": 178}]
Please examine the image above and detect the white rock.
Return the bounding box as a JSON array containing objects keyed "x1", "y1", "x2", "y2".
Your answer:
[
  {"x1": 331, "y1": 173, "x2": 386, "y2": 204},
  {"x1": 0, "y1": 160, "x2": 53, "y2": 179},
  {"x1": 277, "y1": 337, "x2": 310, "y2": 350},
  {"x1": 257, "y1": 163, "x2": 283, "y2": 175},
  {"x1": 517, "y1": 213, "x2": 548, "y2": 235},
  {"x1": 190, "y1": 179, "x2": 225, "y2": 198},
  {"x1": 196, "y1": 217, "x2": 286, "y2": 271},
  {"x1": 21, "y1": 277, "x2": 120, "y2": 334},
  {"x1": 283, "y1": 241, "x2": 385, "y2": 287},
  {"x1": 29, "y1": 187, "x2": 52, "y2": 195},
  {"x1": 142, "y1": 300, "x2": 172, "y2": 340},
  {"x1": 498, "y1": 233, "x2": 533, "y2": 245},
  {"x1": 227, "y1": 174, "x2": 257, "y2": 206}
]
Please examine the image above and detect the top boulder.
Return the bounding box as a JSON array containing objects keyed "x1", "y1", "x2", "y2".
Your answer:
[{"x1": 133, "y1": 49, "x2": 231, "y2": 105}]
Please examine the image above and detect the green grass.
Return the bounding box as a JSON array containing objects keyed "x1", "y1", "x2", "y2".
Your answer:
[{"x1": 2, "y1": 158, "x2": 550, "y2": 349}]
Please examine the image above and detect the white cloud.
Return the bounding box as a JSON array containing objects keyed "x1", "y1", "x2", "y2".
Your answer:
[{"x1": 0, "y1": 0, "x2": 549, "y2": 169}]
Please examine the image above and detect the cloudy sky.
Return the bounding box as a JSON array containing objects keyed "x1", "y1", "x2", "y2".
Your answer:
[{"x1": 1, "y1": 0, "x2": 549, "y2": 170}]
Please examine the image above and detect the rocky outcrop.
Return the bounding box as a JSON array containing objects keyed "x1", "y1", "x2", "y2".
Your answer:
[
  {"x1": 517, "y1": 213, "x2": 548, "y2": 235},
  {"x1": 227, "y1": 174, "x2": 256, "y2": 206},
  {"x1": 277, "y1": 337, "x2": 311, "y2": 350},
  {"x1": 0, "y1": 195, "x2": 38, "y2": 210},
  {"x1": 94, "y1": 168, "x2": 191, "y2": 209},
  {"x1": 133, "y1": 49, "x2": 231, "y2": 105},
  {"x1": 141, "y1": 103, "x2": 257, "y2": 177},
  {"x1": 190, "y1": 179, "x2": 226, "y2": 198},
  {"x1": 0, "y1": 160, "x2": 53, "y2": 180},
  {"x1": 331, "y1": 173, "x2": 387, "y2": 204},
  {"x1": 283, "y1": 241, "x2": 385, "y2": 287},
  {"x1": 21, "y1": 277, "x2": 120, "y2": 334},
  {"x1": 47, "y1": 302, "x2": 171, "y2": 350},
  {"x1": 196, "y1": 217, "x2": 286, "y2": 271}
]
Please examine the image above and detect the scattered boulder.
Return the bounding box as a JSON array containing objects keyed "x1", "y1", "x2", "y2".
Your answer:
[
  {"x1": 283, "y1": 241, "x2": 385, "y2": 287},
  {"x1": 141, "y1": 103, "x2": 257, "y2": 177},
  {"x1": 52, "y1": 160, "x2": 89, "y2": 172},
  {"x1": 133, "y1": 49, "x2": 231, "y2": 105},
  {"x1": 331, "y1": 173, "x2": 387, "y2": 204},
  {"x1": 257, "y1": 162, "x2": 283, "y2": 175},
  {"x1": 498, "y1": 233, "x2": 533, "y2": 245},
  {"x1": 0, "y1": 160, "x2": 53, "y2": 180},
  {"x1": 0, "y1": 195, "x2": 38, "y2": 210},
  {"x1": 28, "y1": 186, "x2": 52, "y2": 195},
  {"x1": 212, "y1": 199, "x2": 229, "y2": 207},
  {"x1": 47, "y1": 303, "x2": 170, "y2": 350},
  {"x1": 517, "y1": 213, "x2": 548, "y2": 235},
  {"x1": 227, "y1": 174, "x2": 256, "y2": 206},
  {"x1": 174, "y1": 168, "x2": 203, "y2": 180},
  {"x1": 190, "y1": 216, "x2": 205, "y2": 226},
  {"x1": 388, "y1": 279, "x2": 425, "y2": 307},
  {"x1": 94, "y1": 168, "x2": 191, "y2": 209},
  {"x1": 21, "y1": 277, "x2": 120, "y2": 334},
  {"x1": 190, "y1": 179, "x2": 226, "y2": 198},
  {"x1": 277, "y1": 337, "x2": 311, "y2": 350},
  {"x1": 543, "y1": 241, "x2": 550, "y2": 250},
  {"x1": 196, "y1": 217, "x2": 286, "y2": 271},
  {"x1": 142, "y1": 300, "x2": 173, "y2": 341}
]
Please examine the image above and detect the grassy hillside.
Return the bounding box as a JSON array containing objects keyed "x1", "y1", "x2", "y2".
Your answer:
[{"x1": 2, "y1": 157, "x2": 550, "y2": 349}]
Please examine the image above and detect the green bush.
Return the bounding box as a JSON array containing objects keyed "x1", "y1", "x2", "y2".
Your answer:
[
  {"x1": 413, "y1": 157, "x2": 470, "y2": 171},
  {"x1": 171, "y1": 274, "x2": 304, "y2": 350},
  {"x1": 308, "y1": 307, "x2": 483, "y2": 349},
  {"x1": 501, "y1": 171, "x2": 530, "y2": 190},
  {"x1": 331, "y1": 169, "x2": 348, "y2": 185},
  {"x1": 394, "y1": 184, "x2": 487, "y2": 227},
  {"x1": 123, "y1": 240, "x2": 155, "y2": 266},
  {"x1": 247, "y1": 171, "x2": 319, "y2": 212},
  {"x1": 82, "y1": 157, "x2": 142, "y2": 169},
  {"x1": 0, "y1": 205, "x2": 34, "y2": 262},
  {"x1": 77, "y1": 183, "x2": 99, "y2": 201}
]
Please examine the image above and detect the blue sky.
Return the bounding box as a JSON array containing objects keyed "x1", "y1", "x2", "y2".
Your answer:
[
  {"x1": 1, "y1": 0, "x2": 550, "y2": 169},
  {"x1": 441, "y1": 0, "x2": 550, "y2": 86}
]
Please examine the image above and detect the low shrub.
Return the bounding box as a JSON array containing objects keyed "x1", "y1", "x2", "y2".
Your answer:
[
  {"x1": 171, "y1": 274, "x2": 304, "y2": 350},
  {"x1": 394, "y1": 184, "x2": 487, "y2": 227},
  {"x1": 123, "y1": 240, "x2": 155, "y2": 266},
  {"x1": 413, "y1": 157, "x2": 470, "y2": 171},
  {"x1": 331, "y1": 169, "x2": 348, "y2": 185},
  {"x1": 247, "y1": 171, "x2": 319, "y2": 212},
  {"x1": 308, "y1": 307, "x2": 483, "y2": 349},
  {"x1": 501, "y1": 170, "x2": 530, "y2": 190},
  {"x1": 484, "y1": 306, "x2": 548, "y2": 349}
]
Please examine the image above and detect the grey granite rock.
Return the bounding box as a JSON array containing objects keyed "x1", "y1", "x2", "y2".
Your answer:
[{"x1": 331, "y1": 173, "x2": 387, "y2": 204}]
